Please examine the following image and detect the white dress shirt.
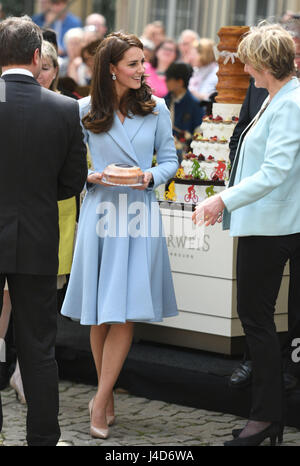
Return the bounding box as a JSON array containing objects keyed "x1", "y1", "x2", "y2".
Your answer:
[{"x1": 1, "y1": 68, "x2": 34, "y2": 78}]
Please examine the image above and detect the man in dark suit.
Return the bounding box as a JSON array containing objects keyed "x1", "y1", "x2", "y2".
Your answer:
[
  {"x1": 229, "y1": 78, "x2": 268, "y2": 164},
  {"x1": 0, "y1": 16, "x2": 87, "y2": 445}
]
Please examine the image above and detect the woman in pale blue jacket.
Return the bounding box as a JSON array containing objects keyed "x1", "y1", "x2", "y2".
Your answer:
[
  {"x1": 193, "y1": 24, "x2": 300, "y2": 446},
  {"x1": 61, "y1": 33, "x2": 178, "y2": 439}
]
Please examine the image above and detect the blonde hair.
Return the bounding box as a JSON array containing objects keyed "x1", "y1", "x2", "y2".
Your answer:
[
  {"x1": 41, "y1": 40, "x2": 59, "y2": 91},
  {"x1": 196, "y1": 38, "x2": 216, "y2": 66},
  {"x1": 238, "y1": 22, "x2": 296, "y2": 80},
  {"x1": 63, "y1": 27, "x2": 84, "y2": 46}
]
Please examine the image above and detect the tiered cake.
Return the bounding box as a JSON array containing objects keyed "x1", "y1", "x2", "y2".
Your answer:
[{"x1": 164, "y1": 26, "x2": 250, "y2": 205}]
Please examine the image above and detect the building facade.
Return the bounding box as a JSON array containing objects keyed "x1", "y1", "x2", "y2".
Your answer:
[
  {"x1": 114, "y1": 0, "x2": 300, "y2": 39},
  {"x1": 32, "y1": 0, "x2": 300, "y2": 38}
]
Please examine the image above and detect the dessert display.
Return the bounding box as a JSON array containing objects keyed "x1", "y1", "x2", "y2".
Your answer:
[
  {"x1": 159, "y1": 26, "x2": 250, "y2": 205},
  {"x1": 102, "y1": 163, "x2": 144, "y2": 186},
  {"x1": 179, "y1": 104, "x2": 240, "y2": 184},
  {"x1": 215, "y1": 26, "x2": 250, "y2": 104},
  {"x1": 174, "y1": 131, "x2": 193, "y2": 161}
]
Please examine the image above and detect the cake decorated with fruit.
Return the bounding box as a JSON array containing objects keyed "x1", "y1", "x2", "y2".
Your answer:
[
  {"x1": 169, "y1": 26, "x2": 250, "y2": 204},
  {"x1": 180, "y1": 104, "x2": 241, "y2": 183}
]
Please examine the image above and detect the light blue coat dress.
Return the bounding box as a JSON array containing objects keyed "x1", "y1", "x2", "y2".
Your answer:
[
  {"x1": 222, "y1": 78, "x2": 300, "y2": 237},
  {"x1": 61, "y1": 96, "x2": 179, "y2": 325}
]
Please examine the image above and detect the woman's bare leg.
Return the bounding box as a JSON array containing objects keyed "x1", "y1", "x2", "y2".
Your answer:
[
  {"x1": 90, "y1": 322, "x2": 134, "y2": 429},
  {"x1": 0, "y1": 291, "x2": 12, "y2": 339},
  {"x1": 90, "y1": 324, "x2": 114, "y2": 416}
]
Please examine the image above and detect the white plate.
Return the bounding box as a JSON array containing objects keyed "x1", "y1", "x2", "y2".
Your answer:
[{"x1": 102, "y1": 178, "x2": 144, "y2": 187}]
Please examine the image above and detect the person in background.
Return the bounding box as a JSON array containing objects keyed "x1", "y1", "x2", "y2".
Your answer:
[
  {"x1": 281, "y1": 10, "x2": 300, "y2": 23},
  {"x1": 83, "y1": 25, "x2": 101, "y2": 45},
  {"x1": 41, "y1": 27, "x2": 58, "y2": 51},
  {"x1": 58, "y1": 27, "x2": 85, "y2": 84},
  {"x1": 284, "y1": 18, "x2": 300, "y2": 73},
  {"x1": 61, "y1": 32, "x2": 178, "y2": 440},
  {"x1": 144, "y1": 38, "x2": 179, "y2": 98},
  {"x1": 81, "y1": 39, "x2": 102, "y2": 86},
  {"x1": 32, "y1": 0, "x2": 82, "y2": 57},
  {"x1": 40, "y1": 28, "x2": 83, "y2": 98},
  {"x1": 85, "y1": 13, "x2": 107, "y2": 39},
  {"x1": 38, "y1": 40, "x2": 59, "y2": 90},
  {"x1": 32, "y1": 0, "x2": 51, "y2": 21},
  {"x1": 140, "y1": 37, "x2": 155, "y2": 63},
  {"x1": 189, "y1": 38, "x2": 218, "y2": 102},
  {"x1": 142, "y1": 21, "x2": 166, "y2": 47},
  {"x1": 38, "y1": 40, "x2": 78, "y2": 303},
  {"x1": 178, "y1": 29, "x2": 200, "y2": 65},
  {"x1": 165, "y1": 62, "x2": 204, "y2": 138}
]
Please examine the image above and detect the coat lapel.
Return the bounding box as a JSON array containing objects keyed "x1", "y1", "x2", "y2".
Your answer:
[
  {"x1": 124, "y1": 112, "x2": 145, "y2": 142},
  {"x1": 108, "y1": 113, "x2": 140, "y2": 166}
]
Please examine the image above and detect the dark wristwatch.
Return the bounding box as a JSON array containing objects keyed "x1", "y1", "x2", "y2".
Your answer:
[{"x1": 148, "y1": 176, "x2": 154, "y2": 188}]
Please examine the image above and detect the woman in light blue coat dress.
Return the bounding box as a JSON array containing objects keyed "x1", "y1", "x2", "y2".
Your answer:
[
  {"x1": 61, "y1": 32, "x2": 178, "y2": 438},
  {"x1": 193, "y1": 24, "x2": 300, "y2": 445}
]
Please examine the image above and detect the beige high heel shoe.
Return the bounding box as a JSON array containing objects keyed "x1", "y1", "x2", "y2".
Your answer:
[
  {"x1": 88, "y1": 398, "x2": 109, "y2": 439},
  {"x1": 10, "y1": 362, "x2": 26, "y2": 405},
  {"x1": 107, "y1": 415, "x2": 115, "y2": 427},
  {"x1": 89, "y1": 396, "x2": 116, "y2": 426}
]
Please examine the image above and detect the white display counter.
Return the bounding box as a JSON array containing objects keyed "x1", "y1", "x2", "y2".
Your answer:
[{"x1": 135, "y1": 181, "x2": 289, "y2": 355}]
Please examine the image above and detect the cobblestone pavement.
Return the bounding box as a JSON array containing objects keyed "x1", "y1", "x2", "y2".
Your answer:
[{"x1": 0, "y1": 381, "x2": 300, "y2": 446}]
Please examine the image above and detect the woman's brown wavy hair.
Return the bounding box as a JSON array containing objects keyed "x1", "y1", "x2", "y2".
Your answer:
[{"x1": 83, "y1": 32, "x2": 156, "y2": 134}]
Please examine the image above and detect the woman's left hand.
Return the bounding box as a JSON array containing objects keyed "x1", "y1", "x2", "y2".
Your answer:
[
  {"x1": 192, "y1": 194, "x2": 225, "y2": 227},
  {"x1": 131, "y1": 171, "x2": 153, "y2": 191}
]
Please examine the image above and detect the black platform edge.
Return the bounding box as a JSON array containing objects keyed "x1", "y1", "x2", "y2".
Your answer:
[
  {"x1": 56, "y1": 343, "x2": 300, "y2": 430},
  {"x1": 171, "y1": 178, "x2": 225, "y2": 186}
]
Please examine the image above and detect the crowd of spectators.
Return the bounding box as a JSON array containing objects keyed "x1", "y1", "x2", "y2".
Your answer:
[
  {"x1": 3, "y1": 1, "x2": 300, "y2": 137},
  {"x1": 25, "y1": 0, "x2": 219, "y2": 135}
]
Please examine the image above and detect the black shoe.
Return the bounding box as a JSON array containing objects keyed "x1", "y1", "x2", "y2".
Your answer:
[
  {"x1": 232, "y1": 428, "x2": 242, "y2": 439},
  {"x1": 0, "y1": 362, "x2": 10, "y2": 390},
  {"x1": 232, "y1": 424, "x2": 284, "y2": 444},
  {"x1": 229, "y1": 361, "x2": 252, "y2": 389},
  {"x1": 225, "y1": 423, "x2": 283, "y2": 446},
  {"x1": 284, "y1": 373, "x2": 298, "y2": 391}
]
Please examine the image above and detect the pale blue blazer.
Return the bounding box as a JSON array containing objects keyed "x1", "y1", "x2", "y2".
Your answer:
[
  {"x1": 222, "y1": 77, "x2": 300, "y2": 237},
  {"x1": 82, "y1": 95, "x2": 179, "y2": 187}
]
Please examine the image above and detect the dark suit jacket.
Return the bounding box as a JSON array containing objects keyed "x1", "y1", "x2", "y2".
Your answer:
[
  {"x1": 165, "y1": 90, "x2": 204, "y2": 136},
  {"x1": 229, "y1": 79, "x2": 269, "y2": 164},
  {"x1": 0, "y1": 74, "x2": 87, "y2": 275}
]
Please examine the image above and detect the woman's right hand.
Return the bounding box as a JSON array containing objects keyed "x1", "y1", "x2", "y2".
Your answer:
[{"x1": 87, "y1": 172, "x2": 110, "y2": 186}]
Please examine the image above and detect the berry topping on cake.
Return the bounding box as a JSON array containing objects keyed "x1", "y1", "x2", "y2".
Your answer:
[{"x1": 214, "y1": 115, "x2": 223, "y2": 122}]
